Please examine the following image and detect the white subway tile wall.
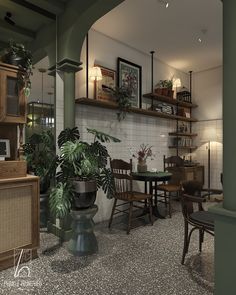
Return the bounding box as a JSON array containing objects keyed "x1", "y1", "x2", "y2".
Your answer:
[{"x1": 75, "y1": 104, "x2": 177, "y2": 222}]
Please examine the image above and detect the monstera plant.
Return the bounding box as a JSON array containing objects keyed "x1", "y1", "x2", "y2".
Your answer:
[{"x1": 49, "y1": 127, "x2": 120, "y2": 218}]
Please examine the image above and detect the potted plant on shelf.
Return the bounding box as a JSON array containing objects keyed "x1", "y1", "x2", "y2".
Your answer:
[
  {"x1": 1, "y1": 40, "x2": 33, "y2": 96},
  {"x1": 102, "y1": 85, "x2": 132, "y2": 121},
  {"x1": 49, "y1": 127, "x2": 120, "y2": 218},
  {"x1": 155, "y1": 79, "x2": 174, "y2": 98}
]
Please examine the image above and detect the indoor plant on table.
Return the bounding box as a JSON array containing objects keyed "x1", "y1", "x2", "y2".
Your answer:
[{"x1": 133, "y1": 144, "x2": 154, "y2": 172}]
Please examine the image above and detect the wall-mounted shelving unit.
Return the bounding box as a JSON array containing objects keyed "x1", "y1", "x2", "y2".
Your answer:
[{"x1": 75, "y1": 97, "x2": 198, "y2": 122}]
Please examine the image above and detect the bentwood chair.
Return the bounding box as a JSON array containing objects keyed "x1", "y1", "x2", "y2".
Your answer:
[
  {"x1": 156, "y1": 155, "x2": 183, "y2": 217},
  {"x1": 109, "y1": 159, "x2": 153, "y2": 234},
  {"x1": 181, "y1": 180, "x2": 215, "y2": 264}
]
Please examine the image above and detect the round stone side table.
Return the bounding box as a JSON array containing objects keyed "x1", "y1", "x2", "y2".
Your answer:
[{"x1": 67, "y1": 205, "x2": 98, "y2": 256}]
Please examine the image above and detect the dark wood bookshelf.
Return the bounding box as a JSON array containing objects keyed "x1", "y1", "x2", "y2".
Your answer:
[{"x1": 75, "y1": 97, "x2": 198, "y2": 122}]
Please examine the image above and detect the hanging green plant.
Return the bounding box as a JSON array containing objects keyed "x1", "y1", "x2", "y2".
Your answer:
[
  {"x1": 2, "y1": 40, "x2": 33, "y2": 97},
  {"x1": 102, "y1": 85, "x2": 132, "y2": 121}
]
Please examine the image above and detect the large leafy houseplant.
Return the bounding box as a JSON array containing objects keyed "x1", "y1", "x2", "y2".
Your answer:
[
  {"x1": 49, "y1": 127, "x2": 120, "y2": 218},
  {"x1": 23, "y1": 130, "x2": 56, "y2": 193}
]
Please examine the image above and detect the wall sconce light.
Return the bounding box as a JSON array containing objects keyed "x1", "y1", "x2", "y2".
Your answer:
[
  {"x1": 173, "y1": 78, "x2": 181, "y2": 99},
  {"x1": 90, "y1": 66, "x2": 102, "y2": 99}
]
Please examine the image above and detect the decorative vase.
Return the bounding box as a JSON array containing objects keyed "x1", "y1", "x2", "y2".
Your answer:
[{"x1": 137, "y1": 159, "x2": 147, "y2": 173}]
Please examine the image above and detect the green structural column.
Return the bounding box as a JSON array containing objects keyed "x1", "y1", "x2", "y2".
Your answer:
[
  {"x1": 57, "y1": 58, "x2": 83, "y2": 129},
  {"x1": 64, "y1": 72, "x2": 75, "y2": 128},
  {"x1": 209, "y1": 1, "x2": 236, "y2": 294}
]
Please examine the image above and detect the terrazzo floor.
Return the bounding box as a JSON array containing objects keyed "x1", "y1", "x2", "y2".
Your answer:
[{"x1": 0, "y1": 202, "x2": 215, "y2": 295}]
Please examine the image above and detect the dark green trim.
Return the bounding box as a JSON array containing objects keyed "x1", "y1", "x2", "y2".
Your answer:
[
  {"x1": 64, "y1": 71, "x2": 75, "y2": 128},
  {"x1": 10, "y1": 0, "x2": 56, "y2": 20},
  {"x1": 57, "y1": 58, "x2": 82, "y2": 73}
]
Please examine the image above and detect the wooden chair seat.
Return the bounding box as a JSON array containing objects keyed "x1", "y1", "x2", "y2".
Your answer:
[
  {"x1": 117, "y1": 191, "x2": 152, "y2": 201},
  {"x1": 157, "y1": 183, "x2": 181, "y2": 193},
  {"x1": 156, "y1": 155, "x2": 183, "y2": 218},
  {"x1": 181, "y1": 180, "x2": 217, "y2": 265},
  {"x1": 189, "y1": 211, "x2": 215, "y2": 230}
]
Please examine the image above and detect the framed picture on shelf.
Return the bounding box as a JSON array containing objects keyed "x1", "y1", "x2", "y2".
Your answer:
[
  {"x1": 95, "y1": 65, "x2": 116, "y2": 101},
  {"x1": 117, "y1": 58, "x2": 142, "y2": 108}
]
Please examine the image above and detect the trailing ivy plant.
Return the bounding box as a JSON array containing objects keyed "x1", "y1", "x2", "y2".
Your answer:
[
  {"x1": 102, "y1": 85, "x2": 132, "y2": 121},
  {"x1": 3, "y1": 40, "x2": 33, "y2": 96},
  {"x1": 49, "y1": 127, "x2": 120, "y2": 218}
]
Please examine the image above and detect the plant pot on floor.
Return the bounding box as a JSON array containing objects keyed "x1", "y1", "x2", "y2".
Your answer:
[{"x1": 73, "y1": 179, "x2": 97, "y2": 209}]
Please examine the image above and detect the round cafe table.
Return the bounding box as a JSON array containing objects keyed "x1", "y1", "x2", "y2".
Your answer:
[{"x1": 132, "y1": 171, "x2": 172, "y2": 218}]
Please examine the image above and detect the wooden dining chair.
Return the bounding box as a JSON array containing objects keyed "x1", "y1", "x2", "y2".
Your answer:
[
  {"x1": 109, "y1": 159, "x2": 153, "y2": 234},
  {"x1": 156, "y1": 155, "x2": 183, "y2": 217},
  {"x1": 181, "y1": 180, "x2": 215, "y2": 264}
]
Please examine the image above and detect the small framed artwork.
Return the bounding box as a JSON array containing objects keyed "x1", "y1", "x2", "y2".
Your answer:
[
  {"x1": 95, "y1": 65, "x2": 116, "y2": 101},
  {"x1": 117, "y1": 58, "x2": 142, "y2": 108}
]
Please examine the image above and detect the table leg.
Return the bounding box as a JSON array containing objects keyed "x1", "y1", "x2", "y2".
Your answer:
[{"x1": 151, "y1": 180, "x2": 165, "y2": 219}]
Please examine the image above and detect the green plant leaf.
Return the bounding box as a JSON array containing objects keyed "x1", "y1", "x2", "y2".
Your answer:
[
  {"x1": 58, "y1": 127, "x2": 80, "y2": 148},
  {"x1": 49, "y1": 182, "x2": 73, "y2": 218},
  {"x1": 87, "y1": 128, "x2": 121, "y2": 143},
  {"x1": 101, "y1": 168, "x2": 115, "y2": 199}
]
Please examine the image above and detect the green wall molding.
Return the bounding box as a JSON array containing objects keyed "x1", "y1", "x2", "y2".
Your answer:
[{"x1": 57, "y1": 58, "x2": 83, "y2": 73}]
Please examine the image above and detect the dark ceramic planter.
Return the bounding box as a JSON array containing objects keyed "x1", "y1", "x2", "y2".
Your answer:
[
  {"x1": 73, "y1": 180, "x2": 97, "y2": 209},
  {"x1": 4, "y1": 53, "x2": 24, "y2": 66}
]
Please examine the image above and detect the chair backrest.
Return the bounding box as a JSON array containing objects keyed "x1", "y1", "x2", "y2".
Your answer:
[
  {"x1": 110, "y1": 159, "x2": 133, "y2": 200},
  {"x1": 181, "y1": 180, "x2": 203, "y2": 217},
  {"x1": 163, "y1": 155, "x2": 184, "y2": 170}
]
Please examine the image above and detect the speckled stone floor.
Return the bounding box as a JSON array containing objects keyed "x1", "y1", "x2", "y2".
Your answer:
[{"x1": 0, "y1": 202, "x2": 214, "y2": 295}]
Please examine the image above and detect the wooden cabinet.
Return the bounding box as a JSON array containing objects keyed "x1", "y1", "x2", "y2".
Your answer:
[
  {"x1": 167, "y1": 166, "x2": 204, "y2": 185},
  {"x1": 0, "y1": 62, "x2": 26, "y2": 124},
  {"x1": 0, "y1": 175, "x2": 39, "y2": 270}
]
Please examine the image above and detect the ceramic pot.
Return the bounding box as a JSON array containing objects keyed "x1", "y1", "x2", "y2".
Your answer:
[
  {"x1": 73, "y1": 180, "x2": 97, "y2": 209},
  {"x1": 137, "y1": 160, "x2": 147, "y2": 173}
]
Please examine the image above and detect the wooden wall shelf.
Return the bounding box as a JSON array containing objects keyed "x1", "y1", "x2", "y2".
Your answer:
[
  {"x1": 168, "y1": 132, "x2": 198, "y2": 137},
  {"x1": 75, "y1": 97, "x2": 198, "y2": 122},
  {"x1": 143, "y1": 93, "x2": 198, "y2": 108},
  {"x1": 168, "y1": 146, "x2": 197, "y2": 150}
]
